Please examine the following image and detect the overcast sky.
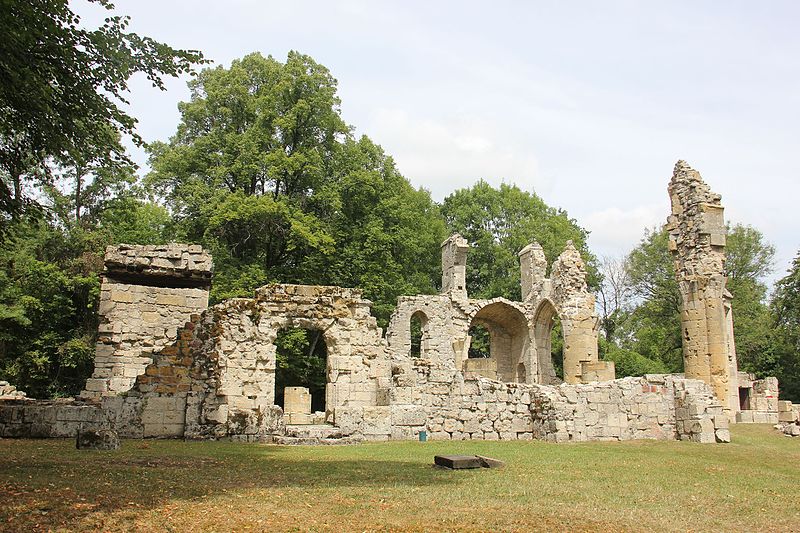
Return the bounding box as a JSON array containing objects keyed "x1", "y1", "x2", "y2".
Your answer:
[{"x1": 77, "y1": 1, "x2": 800, "y2": 286}]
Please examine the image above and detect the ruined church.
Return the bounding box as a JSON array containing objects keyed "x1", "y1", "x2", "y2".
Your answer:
[{"x1": 1, "y1": 162, "x2": 797, "y2": 442}]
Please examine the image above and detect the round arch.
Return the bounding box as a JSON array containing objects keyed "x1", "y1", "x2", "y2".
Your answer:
[
  {"x1": 468, "y1": 301, "x2": 531, "y2": 383},
  {"x1": 532, "y1": 299, "x2": 562, "y2": 384}
]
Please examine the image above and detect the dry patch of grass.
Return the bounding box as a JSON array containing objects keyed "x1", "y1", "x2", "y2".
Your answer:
[{"x1": 0, "y1": 424, "x2": 797, "y2": 532}]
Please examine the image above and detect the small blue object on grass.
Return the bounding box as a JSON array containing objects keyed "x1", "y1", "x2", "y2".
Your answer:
[{"x1": 418, "y1": 430, "x2": 427, "y2": 442}]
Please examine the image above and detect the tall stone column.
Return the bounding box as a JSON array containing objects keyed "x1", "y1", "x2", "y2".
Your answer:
[
  {"x1": 440, "y1": 234, "x2": 469, "y2": 299},
  {"x1": 666, "y1": 161, "x2": 738, "y2": 413}
]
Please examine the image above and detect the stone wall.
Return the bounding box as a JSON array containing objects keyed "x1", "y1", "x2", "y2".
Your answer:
[
  {"x1": 385, "y1": 237, "x2": 612, "y2": 387},
  {"x1": 0, "y1": 399, "x2": 110, "y2": 438},
  {"x1": 335, "y1": 367, "x2": 729, "y2": 443},
  {"x1": 735, "y1": 373, "x2": 780, "y2": 424},
  {"x1": 82, "y1": 244, "x2": 212, "y2": 398}
]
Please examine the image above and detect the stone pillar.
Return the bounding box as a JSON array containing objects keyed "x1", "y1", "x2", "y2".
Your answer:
[
  {"x1": 441, "y1": 234, "x2": 469, "y2": 299},
  {"x1": 284, "y1": 386, "x2": 312, "y2": 424},
  {"x1": 550, "y1": 241, "x2": 604, "y2": 384},
  {"x1": 723, "y1": 292, "x2": 740, "y2": 413},
  {"x1": 81, "y1": 244, "x2": 212, "y2": 398},
  {"x1": 519, "y1": 242, "x2": 548, "y2": 301},
  {"x1": 666, "y1": 161, "x2": 735, "y2": 414}
]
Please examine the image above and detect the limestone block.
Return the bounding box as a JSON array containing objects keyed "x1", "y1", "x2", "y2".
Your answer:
[
  {"x1": 284, "y1": 387, "x2": 312, "y2": 416},
  {"x1": 392, "y1": 405, "x2": 426, "y2": 426}
]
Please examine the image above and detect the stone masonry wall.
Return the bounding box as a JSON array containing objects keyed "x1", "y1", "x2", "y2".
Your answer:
[
  {"x1": 82, "y1": 245, "x2": 212, "y2": 398},
  {"x1": 337, "y1": 363, "x2": 729, "y2": 443}
]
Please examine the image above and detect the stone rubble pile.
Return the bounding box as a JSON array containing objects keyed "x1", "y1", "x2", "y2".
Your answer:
[{"x1": 0, "y1": 381, "x2": 27, "y2": 400}]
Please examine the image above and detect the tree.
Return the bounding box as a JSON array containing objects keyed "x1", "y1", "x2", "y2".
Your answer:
[
  {"x1": 148, "y1": 52, "x2": 445, "y2": 325},
  {"x1": 0, "y1": 0, "x2": 205, "y2": 231},
  {"x1": 619, "y1": 228, "x2": 683, "y2": 371},
  {"x1": 618, "y1": 224, "x2": 777, "y2": 375},
  {"x1": 440, "y1": 180, "x2": 597, "y2": 301},
  {"x1": 769, "y1": 252, "x2": 800, "y2": 402},
  {"x1": 597, "y1": 255, "x2": 633, "y2": 344}
]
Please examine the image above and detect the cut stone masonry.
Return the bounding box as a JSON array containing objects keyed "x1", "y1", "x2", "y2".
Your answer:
[
  {"x1": 1, "y1": 161, "x2": 787, "y2": 444},
  {"x1": 81, "y1": 244, "x2": 212, "y2": 398}
]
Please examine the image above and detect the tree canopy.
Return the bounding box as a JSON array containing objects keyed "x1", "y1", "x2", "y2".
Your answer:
[
  {"x1": 441, "y1": 180, "x2": 598, "y2": 301},
  {"x1": 0, "y1": 0, "x2": 205, "y2": 231},
  {"x1": 147, "y1": 52, "x2": 446, "y2": 324},
  {"x1": 605, "y1": 224, "x2": 781, "y2": 387}
]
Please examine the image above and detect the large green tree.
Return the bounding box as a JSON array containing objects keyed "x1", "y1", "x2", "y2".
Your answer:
[
  {"x1": 768, "y1": 252, "x2": 800, "y2": 401},
  {"x1": 0, "y1": 0, "x2": 205, "y2": 231},
  {"x1": 148, "y1": 52, "x2": 445, "y2": 324},
  {"x1": 440, "y1": 180, "x2": 597, "y2": 301},
  {"x1": 0, "y1": 162, "x2": 176, "y2": 397}
]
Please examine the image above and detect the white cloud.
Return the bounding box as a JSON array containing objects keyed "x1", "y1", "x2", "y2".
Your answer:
[
  {"x1": 583, "y1": 204, "x2": 667, "y2": 257},
  {"x1": 366, "y1": 108, "x2": 543, "y2": 199}
]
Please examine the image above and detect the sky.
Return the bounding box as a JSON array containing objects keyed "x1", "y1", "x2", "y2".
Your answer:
[{"x1": 76, "y1": 1, "x2": 800, "y2": 286}]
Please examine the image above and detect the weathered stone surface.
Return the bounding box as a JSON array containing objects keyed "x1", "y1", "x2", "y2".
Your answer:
[
  {"x1": 82, "y1": 244, "x2": 212, "y2": 398},
  {"x1": 434, "y1": 455, "x2": 482, "y2": 469},
  {"x1": 76, "y1": 429, "x2": 120, "y2": 450},
  {"x1": 475, "y1": 455, "x2": 505, "y2": 468},
  {"x1": 666, "y1": 161, "x2": 738, "y2": 414},
  {"x1": 0, "y1": 381, "x2": 27, "y2": 400}
]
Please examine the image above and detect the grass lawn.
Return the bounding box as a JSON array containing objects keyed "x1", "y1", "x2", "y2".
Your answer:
[{"x1": 0, "y1": 424, "x2": 797, "y2": 532}]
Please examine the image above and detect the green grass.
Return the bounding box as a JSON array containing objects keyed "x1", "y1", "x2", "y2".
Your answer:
[{"x1": 0, "y1": 424, "x2": 798, "y2": 532}]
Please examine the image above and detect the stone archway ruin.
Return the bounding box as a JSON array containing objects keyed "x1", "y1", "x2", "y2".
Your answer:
[
  {"x1": 467, "y1": 301, "x2": 531, "y2": 383},
  {"x1": 532, "y1": 299, "x2": 561, "y2": 384},
  {"x1": 11, "y1": 161, "x2": 776, "y2": 446}
]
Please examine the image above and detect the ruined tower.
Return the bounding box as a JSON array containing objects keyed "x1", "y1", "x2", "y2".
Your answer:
[
  {"x1": 81, "y1": 245, "x2": 212, "y2": 398},
  {"x1": 666, "y1": 161, "x2": 738, "y2": 414}
]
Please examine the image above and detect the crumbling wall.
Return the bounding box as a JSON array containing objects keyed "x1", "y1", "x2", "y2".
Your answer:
[
  {"x1": 666, "y1": 161, "x2": 738, "y2": 413},
  {"x1": 82, "y1": 244, "x2": 212, "y2": 398},
  {"x1": 335, "y1": 363, "x2": 728, "y2": 443},
  {"x1": 548, "y1": 242, "x2": 608, "y2": 384},
  {"x1": 385, "y1": 236, "x2": 611, "y2": 388}
]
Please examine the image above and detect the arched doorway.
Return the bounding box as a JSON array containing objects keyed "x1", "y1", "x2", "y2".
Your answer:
[
  {"x1": 410, "y1": 310, "x2": 430, "y2": 359},
  {"x1": 533, "y1": 300, "x2": 563, "y2": 384},
  {"x1": 468, "y1": 301, "x2": 531, "y2": 383}
]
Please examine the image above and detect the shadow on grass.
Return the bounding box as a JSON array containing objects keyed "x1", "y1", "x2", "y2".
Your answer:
[{"x1": 0, "y1": 438, "x2": 463, "y2": 531}]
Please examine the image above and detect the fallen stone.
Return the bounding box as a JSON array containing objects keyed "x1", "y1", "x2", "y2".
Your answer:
[
  {"x1": 76, "y1": 429, "x2": 120, "y2": 450},
  {"x1": 434, "y1": 455, "x2": 482, "y2": 469},
  {"x1": 475, "y1": 455, "x2": 505, "y2": 468}
]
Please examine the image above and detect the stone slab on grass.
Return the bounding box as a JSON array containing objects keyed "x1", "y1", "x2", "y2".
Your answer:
[{"x1": 434, "y1": 454, "x2": 504, "y2": 469}]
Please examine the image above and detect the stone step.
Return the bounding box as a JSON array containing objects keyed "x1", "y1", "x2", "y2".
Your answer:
[
  {"x1": 284, "y1": 424, "x2": 344, "y2": 439},
  {"x1": 271, "y1": 434, "x2": 364, "y2": 446}
]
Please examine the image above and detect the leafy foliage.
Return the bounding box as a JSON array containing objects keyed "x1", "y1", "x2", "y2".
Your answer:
[
  {"x1": 0, "y1": 0, "x2": 205, "y2": 231},
  {"x1": 609, "y1": 224, "x2": 780, "y2": 382},
  {"x1": 441, "y1": 181, "x2": 598, "y2": 301},
  {"x1": 274, "y1": 328, "x2": 327, "y2": 412},
  {"x1": 148, "y1": 53, "x2": 446, "y2": 325},
  {"x1": 768, "y1": 252, "x2": 800, "y2": 401}
]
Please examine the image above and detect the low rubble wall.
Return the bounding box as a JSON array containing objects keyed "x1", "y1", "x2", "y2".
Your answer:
[
  {"x1": 0, "y1": 374, "x2": 729, "y2": 444},
  {"x1": 335, "y1": 370, "x2": 729, "y2": 443}
]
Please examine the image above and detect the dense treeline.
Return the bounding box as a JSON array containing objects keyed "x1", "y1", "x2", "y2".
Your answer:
[{"x1": 0, "y1": 2, "x2": 797, "y2": 400}]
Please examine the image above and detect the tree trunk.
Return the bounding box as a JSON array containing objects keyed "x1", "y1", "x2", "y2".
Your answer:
[{"x1": 74, "y1": 164, "x2": 84, "y2": 222}]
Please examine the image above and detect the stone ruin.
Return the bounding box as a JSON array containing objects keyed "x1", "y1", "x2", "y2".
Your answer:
[
  {"x1": 1, "y1": 161, "x2": 797, "y2": 443},
  {"x1": 82, "y1": 244, "x2": 212, "y2": 398},
  {"x1": 665, "y1": 161, "x2": 797, "y2": 427}
]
